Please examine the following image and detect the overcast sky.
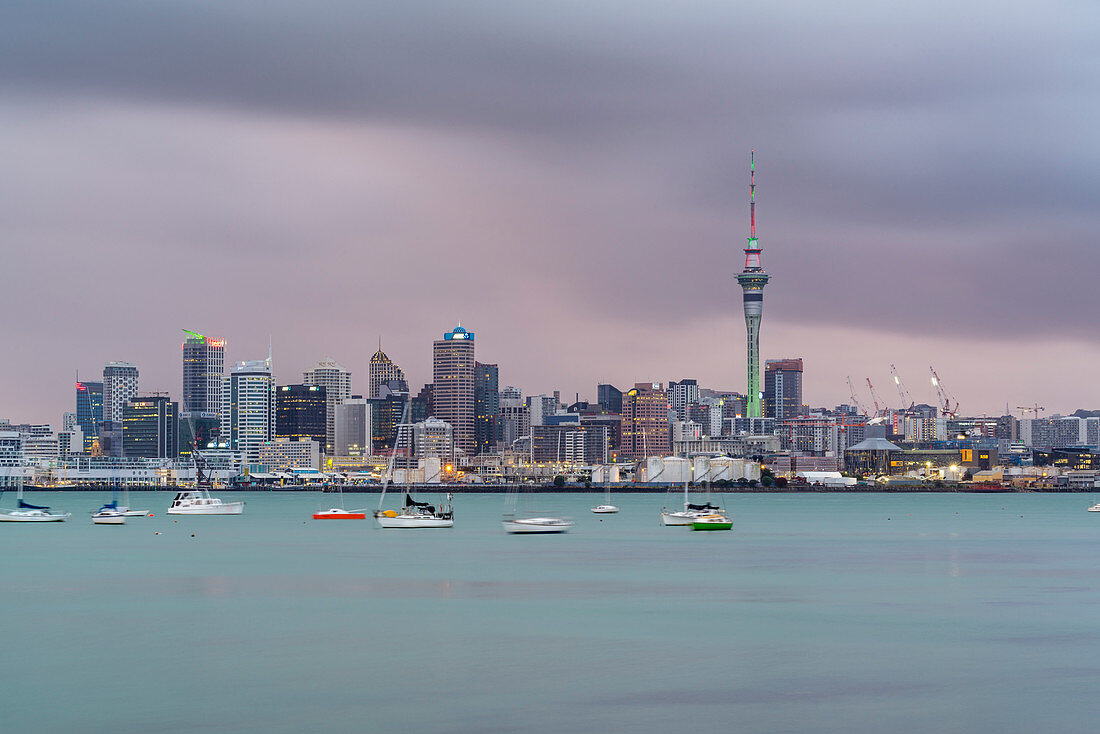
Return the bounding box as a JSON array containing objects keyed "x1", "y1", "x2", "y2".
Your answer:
[{"x1": 1, "y1": 1, "x2": 1097, "y2": 424}]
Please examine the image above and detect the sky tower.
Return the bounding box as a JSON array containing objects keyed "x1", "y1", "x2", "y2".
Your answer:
[{"x1": 736, "y1": 151, "x2": 770, "y2": 418}]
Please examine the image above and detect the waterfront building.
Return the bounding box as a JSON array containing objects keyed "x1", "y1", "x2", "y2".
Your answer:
[
  {"x1": 778, "y1": 414, "x2": 866, "y2": 456},
  {"x1": 736, "y1": 152, "x2": 770, "y2": 418},
  {"x1": 276, "y1": 384, "x2": 327, "y2": 446},
  {"x1": 258, "y1": 438, "x2": 321, "y2": 471},
  {"x1": 222, "y1": 358, "x2": 276, "y2": 466},
  {"x1": 368, "y1": 346, "x2": 406, "y2": 399},
  {"x1": 335, "y1": 398, "x2": 372, "y2": 457},
  {"x1": 58, "y1": 427, "x2": 84, "y2": 457},
  {"x1": 122, "y1": 396, "x2": 179, "y2": 459},
  {"x1": 475, "y1": 362, "x2": 500, "y2": 455},
  {"x1": 597, "y1": 384, "x2": 623, "y2": 414},
  {"x1": 0, "y1": 432, "x2": 24, "y2": 485},
  {"x1": 303, "y1": 359, "x2": 352, "y2": 455},
  {"x1": 432, "y1": 325, "x2": 476, "y2": 456},
  {"x1": 75, "y1": 380, "x2": 103, "y2": 451},
  {"x1": 619, "y1": 383, "x2": 670, "y2": 461},
  {"x1": 103, "y1": 361, "x2": 139, "y2": 423},
  {"x1": 763, "y1": 359, "x2": 804, "y2": 421},
  {"x1": 182, "y1": 330, "x2": 226, "y2": 415},
  {"x1": 531, "y1": 423, "x2": 609, "y2": 464},
  {"x1": 667, "y1": 379, "x2": 699, "y2": 422}
]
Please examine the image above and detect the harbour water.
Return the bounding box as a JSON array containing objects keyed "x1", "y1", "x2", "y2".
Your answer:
[{"x1": 2, "y1": 491, "x2": 1099, "y2": 733}]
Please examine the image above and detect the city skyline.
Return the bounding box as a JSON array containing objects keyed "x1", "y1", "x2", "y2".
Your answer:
[{"x1": 2, "y1": 2, "x2": 1097, "y2": 423}]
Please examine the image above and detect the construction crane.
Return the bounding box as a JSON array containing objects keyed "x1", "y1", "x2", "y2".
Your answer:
[
  {"x1": 1016, "y1": 404, "x2": 1045, "y2": 418},
  {"x1": 846, "y1": 376, "x2": 869, "y2": 417},
  {"x1": 928, "y1": 366, "x2": 959, "y2": 418},
  {"x1": 890, "y1": 364, "x2": 915, "y2": 410},
  {"x1": 865, "y1": 377, "x2": 887, "y2": 417}
]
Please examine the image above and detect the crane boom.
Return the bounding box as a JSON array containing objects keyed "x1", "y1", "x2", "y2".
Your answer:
[
  {"x1": 846, "y1": 376, "x2": 868, "y2": 417},
  {"x1": 890, "y1": 364, "x2": 915, "y2": 409},
  {"x1": 929, "y1": 366, "x2": 959, "y2": 418},
  {"x1": 865, "y1": 377, "x2": 886, "y2": 416}
]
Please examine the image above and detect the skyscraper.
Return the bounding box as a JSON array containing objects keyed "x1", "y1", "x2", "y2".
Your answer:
[
  {"x1": 182, "y1": 329, "x2": 226, "y2": 415},
  {"x1": 369, "y1": 346, "x2": 406, "y2": 399},
  {"x1": 103, "y1": 362, "x2": 139, "y2": 423},
  {"x1": 335, "y1": 398, "x2": 372, "y2": 457},
  {"x1": 122, "y1": 396, "x2": 179, "y2": 459},
  {"x1": 276, "y1": 384, "x2": 327, "y2": 446},
  {"x1": 222, "y1": 358, "x2": 276, "y2": 466},
  {"x1": 619, "y1": 383, "x2": 670, "y2": 461},
  {"x1": 75, "y1": 380, "x2": 103, "y2": 451},
  {"x1": 667, "y1": 379, "x2": 699, "y2": 422},
  {"x1": 303, "y1": 359, "x2": 352, "y2": 455},
  {"x1": 763, "y1": 359, "x2": 804, "y2": 421},
  {"x1": 597, "y1": 384, "x2": 623, "y2": 414},
  {"x1": 736, "y1": 152, "x2": 770, "y2": 418},
  {"x1": 432, "y1": 325, "x2": 476, "y2": 457},
  {"x1": 474, "y1": 362, "x2": 500, "y2": 455}
]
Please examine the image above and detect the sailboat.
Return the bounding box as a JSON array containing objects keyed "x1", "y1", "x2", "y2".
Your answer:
[
  {"x1": 373, "y1": 397, "x2": 454, "y2": 528},
  {"x1": 503, "y1": 435, "x2": 573, "y2": 533},
  {"x1": 590, "y1": 464, "x2": 619, "y2": 514},
  {"x1": 0, "y1": 475, "x2": 70, "y2": 522},
  {"x1": 313, "y1": 483, "x2": 366, "y2": 520},
  {"x1": 167, "y1": 446, "x2": 245, "y2": 515},
  {"x1": 660, "y1": 467, "x2": 721, "y2": 526},
  {"x1": 92, "y1": 485, "x2": 126, "y2": 525},
  {"x1": 116, "y1": 484, "x2": 149, "y2": 517}
]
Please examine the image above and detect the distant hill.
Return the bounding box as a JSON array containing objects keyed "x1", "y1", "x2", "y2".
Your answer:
[{"x1": 1071, "y1": 409, "x2": 1100, "y2": 418}]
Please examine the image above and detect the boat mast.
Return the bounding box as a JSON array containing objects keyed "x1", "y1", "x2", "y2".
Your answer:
[{"x1": 377, "y1": 395, "x2": 411, "y2": 511}]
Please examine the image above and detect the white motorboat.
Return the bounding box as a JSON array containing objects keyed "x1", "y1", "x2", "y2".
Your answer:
[
  {"x1": 92, "y1": 503, "x2": 126, "y2": 525},
  {"x1": 167, "y1": 490, "x2": 245, "y2": 515},
  {"x1": 1088, "y1": 503, "x2": 1100, "y2": 512},
  {"x1": 502, "y1": 516, "x2": 574, "y2": 534},
  {"x1": 0, "y1": 479, "x2": 70, "y2": 522}
]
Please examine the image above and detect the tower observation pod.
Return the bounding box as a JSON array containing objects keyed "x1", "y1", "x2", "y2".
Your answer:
[{"x1": 736, "y1": 151, "x2": 770, "y2": 418}]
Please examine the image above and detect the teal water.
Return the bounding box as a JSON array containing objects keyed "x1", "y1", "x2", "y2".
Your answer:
[{"x1": 2, "y1": 491, "x2": 1100, "y2": 733}]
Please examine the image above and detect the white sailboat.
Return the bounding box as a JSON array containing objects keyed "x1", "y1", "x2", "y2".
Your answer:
[
  {"x1": 373, "y1": 397, "x2": 454, "y2": 528},
  {"x1": 313, "y1": 483, "x2": 366, "y2": 520},
  {"x1": 117, "y1": 484, "x2": 149, "y2": 517},
  {"x1": 503, "y1": 441, "x2": 572, "y2": 533},
  {"x1": 92, "y1": 486, "x2": 126, "y2": 525},
  {"x1": 167, "y1": 448, "x2": 244, "y2": 515},
  {"x1": 660, "y1": 470, "x2": 721, "y2": 526},
  {"x1": 0, "y1": 476, "x2": 70, "y2": 522},
  {"x1": 591, "y1": 465, "x2": 619, "y2": 514}
]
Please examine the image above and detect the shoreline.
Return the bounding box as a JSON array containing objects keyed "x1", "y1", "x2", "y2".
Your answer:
[{"x1": 8, "y1": 484, "x2": 1087, "y2": 493}]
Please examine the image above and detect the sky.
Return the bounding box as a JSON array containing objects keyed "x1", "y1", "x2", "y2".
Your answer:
[{"x1": 1, "y1": 1, "x2": 1098, "y2": 424}]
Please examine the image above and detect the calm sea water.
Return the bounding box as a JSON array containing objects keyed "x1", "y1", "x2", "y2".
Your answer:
[{"x1": 2, "y1": 491, "x2": 1099, "y2": 733}]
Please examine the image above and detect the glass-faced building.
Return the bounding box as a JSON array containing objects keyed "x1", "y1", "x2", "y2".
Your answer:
[
  {"x1": 276, "y1": 384, "x2": 327, "y2": 446},
  {"x1": 122, "y1": 396, "x2": 179, "y2": 458},
  {"x1": 182, "y1": 330, "x2": 226, "y2": 416},
  {"x1": 475, "y1": 362, "x2": 500, "y2": 455},
  {"x1": 76, "y1": 380, "x2": 104, "y2": 451}
]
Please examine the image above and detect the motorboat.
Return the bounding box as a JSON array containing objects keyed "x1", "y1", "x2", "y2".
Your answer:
[
  {"x1": 313, "y1": 508, "x2": 367, "y2": 520},
  {"x1": 502, "y1": 516, "x2": 574, "y2": 534},
  {"x1": 691, "y1": 513, "x2": 733, "y2": 531},
  {"x1": 167, "y1": 489, "x2": 244, "y2": 515},
  {"x1": 92, "y1": 502, "x2": 127, "y2": 525},
  {"x1": 1088, "y1": 503, "x2": 1100, "y2": 512}
]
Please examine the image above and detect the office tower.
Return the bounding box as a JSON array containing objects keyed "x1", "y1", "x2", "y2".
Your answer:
[
  {"x1": 369, "y1": 345, "x2": 406, "y2": 399},
  {"x1": 122, "y1": 396, "x2": 179, "y2": 458},
  {"x1": 412, "y1": 383, "x2": 433, "y2": 424},
  {"x1": 597, "y1": 384, "x2": 623, "y2": 414},
  {"x1": 96, "y1": 420, "x2": 123, "y2": 457},
  {"x1": 763, "y1": 359, "x2": 804, "y2": 421},
  {"x1": 276, "y1": 384, "x2": 327, "y2": 446},
  {"x1": 335, "y1": 398, "x2": 372, "y2": 457},
  {"x1": 178, "y1": 414, "x2": 221, "y2": 456},
  {"x1": 75, "y1": 380, "x2": 103, "y2": 451},
  {"x1": 182, "y1": 329, "x2": 226, "y2": 415},
  {"x1": 499, "y1": 387, "x2": 528, "y2": 448},
  {"x1": 526, "y1": 395, "x2": 559, "y2": 427},
  {"x1": 475, "y1": 362, "x2": 500, "y2": 455},
  {"x1": 103, "y1": 362, "x2": 139, "y2": 423},
  {"x1": 222, "y1": 358, "x2": 276, "y2": 465},
  {"x1": 432, "y1": 325, "x2": 475, "y2": 457},
  {"x1": 668, "y1": 379, "x2": 699, "y2": 422},
  {"x1": 371, "y1": 384, "x2": 408, "y2": 453},
  {"x1": 303, "y1": 359, "x2": 352, "y2": 455},
  {"x1": 619, "y1": 383, "x2": 670, "y2": 460},
  {"x1": 736, "y1": 152, "x2": 770, "y2": 418},
  {"x1": 412, "y1": 418, "x2": 454, "y2": 460}
]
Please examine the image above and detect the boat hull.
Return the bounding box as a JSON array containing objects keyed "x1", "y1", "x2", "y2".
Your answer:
[
  {"x1": 313, "y1": 509, "x2": 367, "y2": 520},
  {"x1": 692, "y1": 519, "x2": 732, "y2": 531},
  {"x1": 660, "y1": 511, "x2": 697, "y2": 526},
  {"x1": 503, "y1": 518, "x2": 573, "y2": 534},
  {"x1": 376, "y1": 515, "x2": 454, "y2": 528},
  {"x1": 92, "y1": 514, "x2": 126, "y2": 525},
  {"x1": 167, "y1": 502, "x2": 245, "y2": 515},
  {"x1": 591, "y1": 505, "x2": 619, "y2": 514},
  {"x1": 0, "y1": 511, "x2": 70, "y2": 522}
]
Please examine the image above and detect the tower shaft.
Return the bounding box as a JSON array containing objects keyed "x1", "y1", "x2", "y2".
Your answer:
[{"x1": 736, "y1": 151, "x2": 769, "y2": 419}]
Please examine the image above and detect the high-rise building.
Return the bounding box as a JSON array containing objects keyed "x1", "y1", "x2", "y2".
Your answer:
[
  {"x1": 527, "y1": 394, "x2": 559, "y2": 427},
  {"x1": 276, "y1": 384, "x2": 327, "y2": 446},
  {"x1": 475, "y1": 362, "x2": 500, "y2": 455},
  {"x1": 499, "y1": 387, "x2": 528, "y2": 448},
  {"x1": 103, "y1": 362, "x2": 139, "y2": 423},
  {"x1": 763, "y1": 359, "x2": 804, "y2": 421},
  {"x1": 597, "y1": 384, "x2": 623, "y2": 414},
  {"x1": 335, "y1": 398, "x2": 372, "y2": 457},
  {"x1": 619, "y1": 382, "x2": 670, "y2": 460},
  {"x1": 182, "y1": 330, "x2": 226, "y2": 415},
  {"x1": 369, "y1": 346, "x2": 406, "y2": 399},
  {"x1": 736, "y1": 152, "x2": 770, "y2": 418},
  {"x1": 222, "y1": 358, "x2": 276, "y2": 466},
  {"x1": 432, "y1": 325, "x2": 476, "y2": 457},
  {"x1": 75, "y1": 380, "x2": 103, "y2": 451},
  {"x1": 412, "y1": 383, "x2": 433, "y2": 424},
  {"x1": 122, "y1": 396, "x2": 179, "y2": 459},
  {"x1": 668, "y1": 379, "x2": 699, "y2": 422},
  {"x1": 412, "y1": 418, "x2": 454, "y2": 460},
  {"x1": 371, "y1": 386, "x2": 408, "y2": 453},
  {"x1": 303, "y1": 359, "x2": 352, "y2": 455}
]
